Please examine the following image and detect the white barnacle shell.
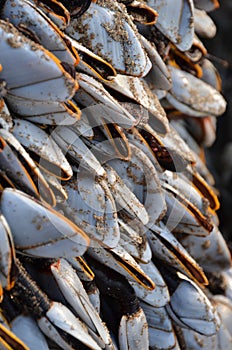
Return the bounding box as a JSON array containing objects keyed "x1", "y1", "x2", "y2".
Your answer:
[
  {"x1": 0, "y1": 215, "x2": 16, "y2": 291},
  {"x1": 2, "y1": 0, "x2": 79, "y2": 65},
  {"x1": 166, "y1": 273, "x2": 220, "y2": 336},
  {"x1": 141, "y1": 303, "x2": 180, "y2": 350},
  {"x1": 12, "y1": 119, "x2": 73, "y2": 180},
  {"x1": 5, "y1": 95, "x2": 81, "y2": 125},
  {"x1": 104, "y1": 74, "x2": 170, "y2": 134},
  {"x1": 0, "y1": 20, "x2": 78, "y2": 101},
  {"x1": 147, "y1": 0, "x2": 194, "y2": 51},
  {"x1": 130, "y1": 260, "x2": 170, "y2": 307},
  {"x1": 193, "y1": 0, "x2": 219, "y2": 12},
  {"x1": 1, "y1": 188, "x2": 90, "y2": 258},
  {"x1": 119, "y1": 307, "x2": 149, "y2": 350},
  {"x1": 167, "y1": 65, "x2": 227, "y2": 117},
  {"x1": 51, "y1": 259, "x2": 112, "y2": 348},
  {"x1": 63, "y1": 174, "x2": 120, "y2": 249},
  {"x1": 194, "y1": 8, "x2": 217, "y2": 38},
  {"x1": 12, "y1": 315, "x2": 49, "y2": 350},
  {"x1": 65, "y1": 0, "x2": 151, "y2": 77},
  {"x1": 107, "y1": 143, "x2": 166, "y2": 228}
]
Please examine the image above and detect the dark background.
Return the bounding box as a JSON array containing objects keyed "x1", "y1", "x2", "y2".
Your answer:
[{"x1": 204, "y1": 1, "x2": 232, "y2": 242}]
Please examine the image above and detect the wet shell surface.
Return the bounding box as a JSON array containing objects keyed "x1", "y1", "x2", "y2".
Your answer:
[{"x1": 0, "y1": 0, "x2": 231, "y2": 349}]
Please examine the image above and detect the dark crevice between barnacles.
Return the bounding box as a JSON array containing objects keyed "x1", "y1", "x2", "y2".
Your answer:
[
  {"x1": 126, "y1": 4, "x2": 158, "y2": 26},
  {"x1": 137, "y1": 25, "x2": 170, "y2": 60},
  {"x1": 140, "y1": 129, "x2": 188, "y2": 172},
  {"x1": 150, "y1": 26, "x2": 170, "y2": 60},
  {"x1": 117, "y1": 0, "x2": 134, "y2": 5},
  {"x1": 11, "y1": 257, "x2": 94, "y2": 350},
  {"x1": 150, "y1": 228, "x2": 208, "y2": 286},
  {"x1": 19, "y1": 256, "x2": 68, "y2": 306},
  {"x1": 85, "y1": 255, "x2": 140, "y2": 337},
  {"x1": 169, "y1": 53, "x2": 202, "y2": 78},
  {"x1": 206, "y1": 271, "x2": 228, "y2": 296},
  {"x1": 16, "y1": 24, "x2": 41, "y2": 45},
  {"x1": 0, "y1": 136, "x2": 40, "y2": 200},
  {"x1": 24, "y1": 146, "x2": 68, "y2": 180},
  {"x1": 103, "y1": 86, "x2": 150, "y2": 127},
  {"x1": 0, "y1": 0, "x2": 7, "y2": 10},
  {"x1": 78, "y1": 50, "x2": 116, "y2": 81},
  {"x1": 0, "y1": 294, "x2": 32, "y2": 350},
  {"x1": 9, "y1": 258, "x2": 50, "y2": 318},
  {"x1": 61, "y1": 61, "x2": 76, "y2": 79},
  {"x1": 5, "y1": 257, "x2": 91, "y2": 350},
  {"x1": 33, "y1": 0, "x2": 69, "y2": 18},
  {"x1": 82, "y1": 279, "x2": 98, "y2": 297},
  {"x1": 162, "y1": 184, "x2": 214, "y2": 233},
  {"x1": 59, "y1": 0, "x2": 92, "y2": 17},
  {"x1": 1, "y1": 293, "x2": 23, "y2": 325},
  {"x1": 154, "y1": 261, "x2": 180, "y2": 295}
]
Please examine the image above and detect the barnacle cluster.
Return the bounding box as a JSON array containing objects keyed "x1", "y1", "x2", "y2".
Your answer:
[{"x1": 0, "y1": 0, "x2": 231, "y2": 349}]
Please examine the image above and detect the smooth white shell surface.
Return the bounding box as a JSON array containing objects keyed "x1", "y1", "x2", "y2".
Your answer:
[{"x1": 1, "y1": 188, "x2": 89, "y2": 258}]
